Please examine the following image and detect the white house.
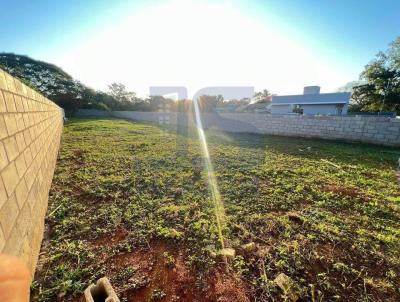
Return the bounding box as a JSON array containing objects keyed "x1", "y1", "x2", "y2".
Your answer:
[{"x1": 271, "y1": 86, "x2": 351, "y2": 115}]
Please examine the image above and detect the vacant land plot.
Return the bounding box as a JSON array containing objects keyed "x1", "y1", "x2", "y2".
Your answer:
[{"x1": 31, "y1": 118, "x2": 400, "y2": 302}]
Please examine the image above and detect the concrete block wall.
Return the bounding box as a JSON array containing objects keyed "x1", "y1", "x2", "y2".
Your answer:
[
  {"x1": 218, "y1": 113, "x2": 400, "y2": 146},
  {"x1": 76, "y1": 109, "x2": 111, "y2": 118},
  {"x1": 0, "y1": 68, "x2": 63, "y2": 277},
  {"x1": 221, "y1": 114, "x2": 400, "y2": 146},
  {"x1": 77, "y1": 110, "x2": 400, "y2": 146},
  {"x1": 113, "y1": 111, "x2": 180, "y2": 124}
]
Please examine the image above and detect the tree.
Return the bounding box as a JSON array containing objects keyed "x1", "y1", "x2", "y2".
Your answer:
[
  {"x1": 253, "y1": 89, "x2": 272, "y2": 103},
  {"x1": 198, "y1": 95, "x2": 224, "y2": 112},
  {"x1": 336, "y1": 81, "x2": 366, "y2": 93},
  {"x1": 351, "y1": 37, "x2": 400, "y2": 113},
  {"x1": 146, "y1": 95, "x2": 176, "y2": 111},
  {"x1": 0, "y1": 53, "x2": 99, "y2": 116},
  {"x1": 107, "y1": 83, "x2": 142, "y2": 111},
  {"x1": 108, "y1": 83, "x2": 137, "y2": 103}
]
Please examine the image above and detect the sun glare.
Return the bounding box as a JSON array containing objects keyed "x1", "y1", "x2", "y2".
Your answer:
[{"x1": 57, "y1": 0, "x2": 351, "y2": 97}]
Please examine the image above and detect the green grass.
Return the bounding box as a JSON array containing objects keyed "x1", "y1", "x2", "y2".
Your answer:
[{"x1": 32, "y1": 118, "x2": 400, "y2": 301}]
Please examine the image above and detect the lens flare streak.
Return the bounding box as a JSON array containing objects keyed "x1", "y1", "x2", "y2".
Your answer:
[{"x1": 193, "y1": 98, "x2": 227, "y2": 250}]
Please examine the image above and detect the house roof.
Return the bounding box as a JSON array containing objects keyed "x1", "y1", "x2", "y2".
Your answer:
[{"x1": 272, "y1": 92, "x2": 351, "y2": 105}]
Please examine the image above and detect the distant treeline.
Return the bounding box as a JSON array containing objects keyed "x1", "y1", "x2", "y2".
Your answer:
[
  {"x1": 2, "y1": 35, "x2": 399, "y2": 116},
  {"x1": 0, "y1": 53, "x2": 272, "y2": 116}
]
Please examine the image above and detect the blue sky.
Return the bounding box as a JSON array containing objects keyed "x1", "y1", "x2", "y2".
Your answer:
[
  {"x1": 248, "y1": 1, "x2": 400, "y2": 66},
  {"x1": 0, "y1": 0, "x2": 399, "y2": 96}
]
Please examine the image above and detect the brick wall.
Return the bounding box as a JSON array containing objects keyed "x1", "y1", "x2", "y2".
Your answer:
[
  {"x1": 0, "y1": 68, "x2": 63, "y2": 277},
  {"x1": 77, "y1": 110, "x2": 400, "y2": 147}
]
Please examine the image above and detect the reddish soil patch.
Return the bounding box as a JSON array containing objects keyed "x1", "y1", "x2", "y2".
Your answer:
[
  {"x1": 84, "y1": 240, "x2": 249, "y2": 302},
  {"x1": 321, "y1": 184, "x2": 369, "y2": 201},
  {"x1": 92, "y1": 227, "x2": 129, "y2": 247},
  {"x1": 120, "y1": 242, "x2": 201, "y2": 302},
  {"x1": 212, "y1": 272, "x2": 250, "y2": 302},
  {"x1": 72, "y1": 149, "x2": 87, "y2": 164}
]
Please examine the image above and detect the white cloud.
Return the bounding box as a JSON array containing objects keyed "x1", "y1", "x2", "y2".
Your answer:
[{"x1": 55, "y1": 0, "x2": 356, "y2": 98}]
